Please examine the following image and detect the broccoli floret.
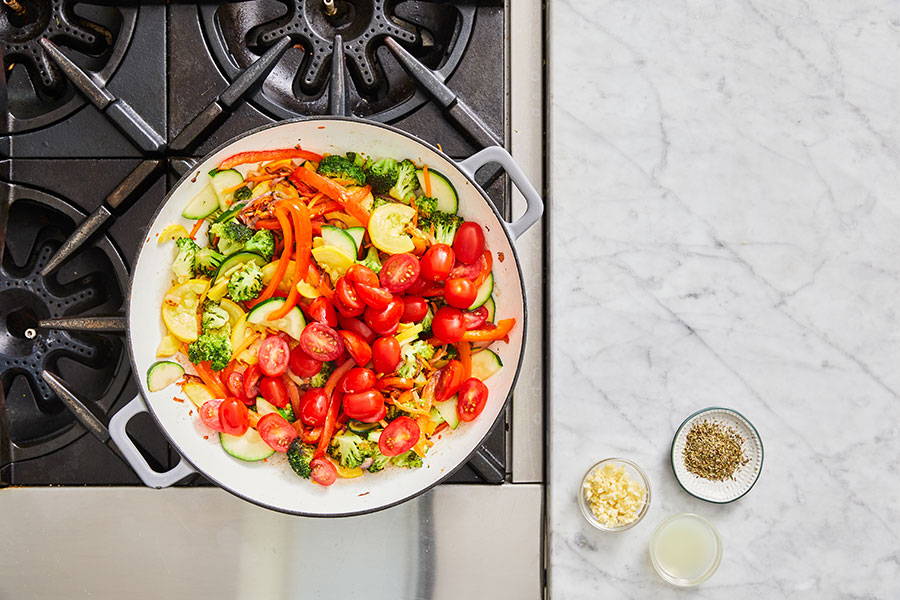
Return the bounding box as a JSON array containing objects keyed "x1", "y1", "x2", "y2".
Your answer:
[
  {"x1": 278, "y1": 403, "x2": 295, "y2": 422},
  {"x1": 413, "y1": 196, "x2": 438, "y2": 222},
  {"x1": 233, "y1": 185, "x2": 252, "y2": 202},
  {"x1": 244, "y1": 229, "x2": 275, "y2": 261},
  {"x1": 171, "y1": 237, "x2": 199, "y2": 283},
  {"x1": 372, "y1": 196, "x2": 393, "y2": 210},
  {"x1": 365, "y1": 157, "x2": 399, "y2": 194},
  {"x1": 420, "y1": 307, "x2": 434, "y2": 338},
  {"x1": 309, "y1": 361, "x2": 334, "y2": 388},
  {"x1": 317, "y1": 155, "x2": 367, "y2": 186},
  {"x1": 209, "y1": 219, "x2": 254, "y2": 255},
  {"x1": 391, "y1": 450, "x2": 423, "y2": 469},
  {"x1": 328, "y1": 430, "x2": 369, "y2": 469},
  {"x1": 195, "y1": 247, "x2": 224, "y2": 277},
  {"x1": 227, "y1": 261, "x2": 263, "y2": 302},
  {"x1": 396, "y1": 340, "x2": 436, "y2": 379},
  {"x1": 201, "y1": 302, "x2": 229, "y2": 332},
  {"x1": 431, "y1": 212, "x2": 463, "y2": 245},
  {"x1": 385, "y1": 404, "x2": 404, "y2": 421},
  {"x1": 357, "y1": 246, "x2": 382, "y2": 274},
  {"x1": 367, "y1": 451, "x2": 391, "y2": 472},
  {"x1": 389, "y1": 159, "x2": 417, "y2": 203},
  {"x1": 187, "y1": 331, "x2": 232, "y2": 371},
  {"x1": 346, "y1": 152, "x2": 367, "y2": 168},
  {"x1": 287, "y1": 439, "x2": 315, "y2": 478}
]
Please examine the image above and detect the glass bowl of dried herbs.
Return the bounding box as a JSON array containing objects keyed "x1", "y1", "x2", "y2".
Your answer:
[{"x1": 670, "y1": 407, "x2": 763, "y2": 503}]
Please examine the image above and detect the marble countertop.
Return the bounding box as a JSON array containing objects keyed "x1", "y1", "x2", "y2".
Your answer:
[{"x1": 548, "y1": 1, "x2": 900, "y2": 597}]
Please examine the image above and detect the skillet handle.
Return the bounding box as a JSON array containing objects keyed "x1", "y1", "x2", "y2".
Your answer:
[
  {"x1": 456, "y1": 146, "x2": 543, "y2": 239},
  {"x1": 108, "y1": 395, "x2": 196, "y2": 488}
]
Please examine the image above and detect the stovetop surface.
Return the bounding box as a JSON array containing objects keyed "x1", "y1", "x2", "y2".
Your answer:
[{"x1": 1, "y1": 1, "x2": 511, "y2": 487}]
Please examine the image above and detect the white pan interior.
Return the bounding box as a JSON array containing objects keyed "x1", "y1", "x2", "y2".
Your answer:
[{"x1": 129, "y1": 118, "x2": 526, "y2": 516}]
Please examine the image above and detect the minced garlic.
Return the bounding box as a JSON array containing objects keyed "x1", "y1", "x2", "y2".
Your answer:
[{"x1": 582, "y1": 463, "x2": 646, "y2": 527}]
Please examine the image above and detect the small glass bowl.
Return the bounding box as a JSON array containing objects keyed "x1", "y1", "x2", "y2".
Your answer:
[
  {"x1": 578, "y1": 458, "x2": 651, "y2": 532},
  {"x1": 649, "y1": 513, "x2": 722, "y2": 586}
]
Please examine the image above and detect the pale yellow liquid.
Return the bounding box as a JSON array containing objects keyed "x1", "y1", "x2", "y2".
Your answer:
[{"x1": 652, "y1": 515, "x2": 719, "y2": 582}]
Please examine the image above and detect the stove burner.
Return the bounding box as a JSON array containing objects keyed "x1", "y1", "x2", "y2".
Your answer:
[
  {"x1": 1, "y1": 1, "x2": 136, "y2": 133},
  {"x1": 0, "y1": 182, "x2": 128, "y2": 457},
  {"x1": 201, "y1": 1, "x2": 475, "y2": 121}
]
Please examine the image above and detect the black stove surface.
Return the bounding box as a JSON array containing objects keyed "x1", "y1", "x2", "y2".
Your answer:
[{"x1": 1, "y1": 1, "x2": 509, "y2": 488}]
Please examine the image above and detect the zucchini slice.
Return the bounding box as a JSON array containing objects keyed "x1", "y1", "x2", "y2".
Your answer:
[
  {"x1": 345, "y1": 227, "x2": 366, "y2": 254},
  {"x1": 210, "y1": 169, "x2": 244, "y2": 211},
  {"x1": 321, "y1": 226, "x2": 359, "y2": 259},
  {"x1": 416, "y1": 168, "x2": 458, "y2": 214},
  {"x1": 435, "y1": 396, "x2": 460, "y2": 429},
  {"x1": 483, "y1": 296, "x2": 496, "y2": 322},
  {"x1": 348, "y1": 420, "x2": 380, "y2": 435},
  {"x1": 247, "y1": 297, "x2": 306, "y2": 340},
  {"x1": 182, "y1": 184, "x2": 219, "y2": 219},
  {"x1": 220, "y1": 428, "x2": 275, "y2": 462},
  {"x1": 146, "y1": 361, "x2": 185, "y2": 392},
  {"x1": 468, "y1": 272, "x2": 493, "y2": 310},
  {"x1": 470, "y1": 349, "x2": 502, "y2": 381},
  {"x1": 182, "y1": 382, "x2": 216, "y2": 407},
  {"x1": 214, "y1": 250, "x2": 267, "y2": 283}
]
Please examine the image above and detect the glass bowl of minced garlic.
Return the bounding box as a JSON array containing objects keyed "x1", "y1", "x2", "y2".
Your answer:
[{"x1": 579, "y1": 458, "x2": 651, "y2": 532}]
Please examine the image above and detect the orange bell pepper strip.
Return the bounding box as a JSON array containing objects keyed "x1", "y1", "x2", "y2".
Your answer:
[
  {"x1": 248, "y1": 205, "x2": 293, "y2": 308},
  {"x1": 254, "y1": 218, "x2": 281, "y2": 230},
  {"x1": 217, "y1": 148, "x2": 322, "y2": 170},
  {"x1": 456, "y1": 342, "x2": 472, "y2": 379},
  {"x1": 289, "y1": 165, "x2": 371, "y2": 226},
  {"x1": 268, "y1": 202, "x2": 311, "y2": 320},
  {"x1": 194, "y1": 361, "x2": 227, "y2": 398},
  {"x1": 376, "y1": 377, "x2": 415, "y2": 391},
  {"x1": 188, "y1": 218, "x2": 205, "y2": 239},
  {"x1": 460, "y1": 318, "x2": 516, "y2": 342}
]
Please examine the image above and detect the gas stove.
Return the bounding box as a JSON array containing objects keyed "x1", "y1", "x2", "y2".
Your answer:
[{"x1": 1, "y1": 1, "x2": 544, "y2": 596}]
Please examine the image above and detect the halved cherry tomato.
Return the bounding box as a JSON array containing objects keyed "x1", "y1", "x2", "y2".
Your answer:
[
  {"x1": 300, "y1": 388, "x2": 329, "y2": 426},
  {"x1": 257, "y1": 412, "x2": 298, "y2": 452},
  {"x1": 343, "y1": 389, "x2": 384, "y2": 420},
  {"x1": 444, "y1": 277, "x2": 477, "y2": 309},
  {"x1": 224, "y1": 368, "x2": 246, "y2": 400},
  {"x1": 436, "y1": 359, "x2": 465, "y2": 402},
  {"x1": 450, "y1": 250, "x2": 491, "y2": 282},
  {"x1": 242, "y1": 364, "x2": 262, "y2": 399},
  {"x1": 457, "y1": 377, "x2": 488, "y2": 422},
  {"x1": 355, "y1": 283, "x2": 393, "y2": 309},
  {"x1": 258, "y1": 336, "x2": 290, "y2": 377},
  {"x1": 380, "y1": 253, "x2": 420, "y2": 293},
  {"x1": 219, "y1": 397, "x2": 249, "y2": 435},
  {"x1": 338, "y1": 315, "x2": 377, "y2": 343},
  {"x1": 289, "y1": 346, "x2": 322, "y2": 378},
  {"x1": 406, "y1": 277, "x2": 445, "y2": 297},
  {"x1": 199, "y1": 399, "x2": 225, "y2": 432},
  {"x1": 346, "y1": 264, "x2": 379, "y2": 287},
  {"x1": 452, "y1": 221, "x2": 485, "y2": 265},
  {"x1": 259, "y1": 376, "x2": 289, "y2": 408},
  {"x1": 300, "y1": 323, "x2": 344, "y2": 361},
  {"x1": 339, "y1": 367, "x2": 376, "y2": 394},
  {"x1": 401, "y1": 296, "x2": 428, "y2": 323},
  {"x1": 310, "y1": 457, "x2": 337, "y2": 486},
  {"x1": 432, "y1": 306, "x2": 465, "y2": 343},
  {"x1": 338, "y1": 330, "x2": 372, "y2": 366},
  {"x1": 306, "y1": 296, "x2": 338, "y2": 327},
  {"x1": 356, "y1": 403, "x2": 387, "y2": 423},
  {"x1": 420, "y1": 243, "x2": 455, "y2": 282},
  {"x1": 462, "y1": 306, "x2": 489, "y2": 330},
  {"x1": 335, "y1": 294, "x2": 365, "y2": 318},
  {"x1": 372, "y1": 336, "x2": 401, "y2": 374},
  {"x1": 379, "y1": 416, "x2": 420, "y2": 456},
  {"x1": 335, "y1": 277, "x2": 364, "y2": 312},
  {"x1": 364, "y1": 298, "x2": 404, "y2": 335}
]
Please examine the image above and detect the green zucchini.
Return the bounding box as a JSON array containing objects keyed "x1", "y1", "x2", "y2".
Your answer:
[
  {"x1": 416, "y1": 168, "x2": 458, "y2": 214},
  {"x1": 214, "y1": 250, "x2": 266, "y2": 283},
  {"x1": 468, "y1": 272, "x2": 493, "y2": 310},
  {"x1": 210, "y1": 169, "x2": 244, "y2": 211},
  {"x1": 348, "y1": 420, "x2": 380, "y2": 435},
  {"x1": 220, "y1": 428, "x2": 275, "y2": 462},
  {"x1": 247, "y1": 297, "x2": 306, "y2": 340},
  {"x1": 470, "y1": 349, "x2": 502, "y2": 381},
  {"x1": 320, "y1": 226, "x2": 358, "y2": 259},
  {"x1": 182, "y1": 184, "x2": 220, "y2": 219},
  {"x1": 346, "y1": 227, "x2": 366, "y2": 255},
  {"x1": 435, "y1": 396, "x2": 460, "y2": 429},
  {"x1": 146, "y1": 361, "x2": 185, "y2": 392},
  {"x1": 483, "y1": 296, "x2": 496, "y2": 322}
]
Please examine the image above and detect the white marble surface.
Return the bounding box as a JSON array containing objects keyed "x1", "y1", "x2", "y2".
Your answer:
[{"x1": 548, "y1": 1, "x2": 900, "y2": 597}]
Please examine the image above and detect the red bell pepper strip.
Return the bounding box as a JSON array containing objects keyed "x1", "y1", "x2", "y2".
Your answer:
[
  {"x1": 267, "y1": 202, "x2": 311, "y2": 320},
  {"x1": 316, "y1": 359, "x2": 356, "y2": 457},
  {"x1": 248, "y1": 204, "x2": 293, "y2": 308},
  {"x1": 460, "y1": 318, "x2": 516, "y2": 342},
  {"x1": 217, "y1": 148, "x2": 323, "y2": 170},
  {"x1": 194, "y1": 361, "x2": 227, "y2": 398},
  {"x1": 289, "y1": 165, "x2": 371, "y2": 226}
]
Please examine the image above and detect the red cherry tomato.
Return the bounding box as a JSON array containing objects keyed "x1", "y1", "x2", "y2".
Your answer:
[
  {"x1": 335, "y1": 277, "x2": 364, "y2": 312},
  {"x1": 355, "y1": 283, "x2": 393, "y2": 309},
  {"x1": 356, "y1": 402, "x2": 387, "y2": 423},
  {"x1": 299, "y1": 388, "x2": 329, "y2": 427},
  {"x1": 259, "y1": 376, "x2": 289, "y2": 408},
  {"x1": 462, "y1": 306, "x2": 489, "y2": 330},
  {"x1": 452, "y1": 221, "x2": 485, "y2": 265},
  {"x1": 401, "y1": 296, "x2": 428, "y2": 323},
  {"x1": 378, "y1": 416, "x2": 420, "y2": 457},
  {"x1": 257, "y1": 413, "x2": 298, "y2": 452},
  {"x1": 457, "y1": 377, "x2": 488, "y2": 422},
  {"x1": 335, "y1": 294, "x2": 365, "y2": 317},
  {"x1": 343, "y1": 389, "x2": 384, "y2": 420},
  {"x1": 224, "y1": 370, "x2": 246, "y2": 401},
  {"x1": 338, "y1": 315, "x2": 377, "y2": 343},
  {"x1": 444, "y1": 277, "x2": 477, "y2": 309},
  {"x1": 364, "y1": 298, "x2": 404, "y2": 335},
  {"x1": 431, "y1": 306, "x2": 465, "y2": 343},
  {"x1": 242, "y1": 364, "x2": 262, "y2": 399},
  {"x1": 346, "y1": 264, "x2": 380, "y2": 287},
  {"x1": 406, "y1": 277, "x2": 445, "y2": 297},
  {"x1": 338, "y1": 330, "x2": 372, "y2": 366},
  {"x1": 199, "y1": 399, "x2": 225, "y2": 432},
  {"x1": 258, "y1": 336, "x2": 290, "y2": 377},
  {"x1": 380, "y1": 253, "x2": 421, "y2": 293},
  {"x1": 306, "y1": 296, "x2": 338, "y2": 327},
  {"x1": 339, "y1": 367, "x2": 377, "y2": 394},
  {"x1": 372, "y1": 336, "x2": 401, "y2": 374},
  {"x1": 420, "y1": 244, "x2": 455, "y2": 282},
  {"x1": 300, "y1": 323, "x2": 344, "y2": 361},
  {"x1": 310, "y1": 457, "x2": 337, "y2": 486},
  {"x1": 289, "y1": 346, "x2": 322, "y2": 378},
  {"x1": 450, "y1": 250, "x2": 491, "y2": 281},
  {"x1": 436, "y1": 359, "x2": 465, "y2": 402},
  {"x1": 219, "y1": 397, "x2": 249, "y2": 435}
]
